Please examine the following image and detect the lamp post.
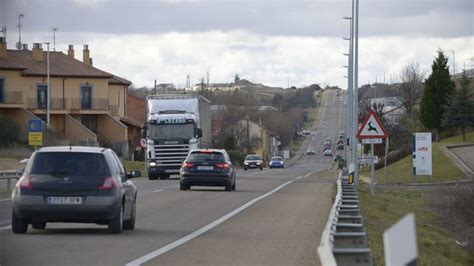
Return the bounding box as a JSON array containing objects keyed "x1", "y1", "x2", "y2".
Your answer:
[
  {"x1": 353, "y1": 0, "x2": 360, "y2": 185},
  {"x1": 44, "y1": 42, "x2": 51, "y2": 128},
  {"x1": 343, "y1": 15, "x2": 354, "y2": 168}
]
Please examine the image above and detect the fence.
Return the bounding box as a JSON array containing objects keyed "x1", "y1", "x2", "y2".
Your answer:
[
  {"x1": 318, "y1": 170, "x2": 372, "y2": 266},
  {"x1": 0, "y1": 170, "x2": 20, "y2": 192}
]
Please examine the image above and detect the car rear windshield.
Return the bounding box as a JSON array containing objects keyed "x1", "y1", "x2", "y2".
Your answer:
[
  {"x1": 271, "y1": 157, "x2": 282, "y2": 161},
  {"x1": 246, "y1": 155, "x2": 261, "y2": 160},
  {"x1": 29, "y1": 152, "x2": 110, "y2": 177},
  {"x1": 187, "y1": 152, "x2": 225, "y2": 163}
]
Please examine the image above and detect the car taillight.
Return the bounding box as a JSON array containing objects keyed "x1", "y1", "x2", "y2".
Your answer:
[
  {"x1": 17, "y1": 175, "x2": 33, "y2": 189},
  {"x1": 215, "y1": 163, "x2": 230, "y2": 169},
  {"x1": 98, "y1": 176, "x2": 118, "y2": 190},
  {"x1": 182, "y1": 162, "x2": 194, "y2": 168}
]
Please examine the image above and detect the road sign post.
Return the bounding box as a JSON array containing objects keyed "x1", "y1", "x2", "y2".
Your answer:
[{"x1": 357, "y1": 110, "x2": 388, "y2": 195}]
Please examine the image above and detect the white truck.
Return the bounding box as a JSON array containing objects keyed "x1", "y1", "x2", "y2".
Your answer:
[{"x1": 142, "y1": 94, "x2": 212, "y2": 180}]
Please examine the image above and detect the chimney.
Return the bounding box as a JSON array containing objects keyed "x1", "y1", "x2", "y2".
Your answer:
[
  {"x1": 0, "y1": 37, "x2": 6, "y2": 58},
  {"x1": 32, "y1": 43, "x2": 44, "y2": 62},
  {"x1": 22, "y1": 43, "x2": 28, "y2": 50},
  {"x1": 83, "y1": 44, "x2": 90, "y2": 66},
  {"x1": 67, "y1": 44, "x2": 74, "y2": 58}
]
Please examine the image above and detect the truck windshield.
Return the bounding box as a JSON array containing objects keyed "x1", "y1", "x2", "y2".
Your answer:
[{"x1": 149, "y1": 123, "x2": 195, "y2": 140}]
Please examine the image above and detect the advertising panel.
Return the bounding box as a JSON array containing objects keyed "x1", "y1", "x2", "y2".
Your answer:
[{"x1": 413, "y1": 133, "x2": 432, "y2": 176}]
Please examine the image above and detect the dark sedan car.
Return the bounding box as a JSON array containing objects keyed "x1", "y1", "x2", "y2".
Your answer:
[
  {"x1": 180, "y1": 149, "x2": 236, "y2": 191},
  {"x1": 11, "y1": 146, "x2": 140, "y2": 234},
  {"x1": 269, "y1": 156, "x2": 284, "y2": 169}
]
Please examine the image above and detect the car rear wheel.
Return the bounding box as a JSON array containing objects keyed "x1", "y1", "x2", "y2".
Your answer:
[
  {"x1": 108, "y1": 204, "x2": 123, "y2": 234},
  {"x1": 244, "y1": 167, "x2": 247, "y2": 171},
  {"x1": 225, "y1": 183, "x2": 232, "y2": 191},
  {"x1": 260, "y1": 167, "x2": 263, "y2": 170},
  {"x1": 123, "y1": 201, "x2": 136, "y2": 230},
  {"x1": 12, "y1": 212, "x2": 28, "y2": 234},
  {"x1": 232, "y1": 181, "x2": 236, "y2": 191},
  {"x1": 32, "y1": 222, "x2": 46, "y2": 230}
]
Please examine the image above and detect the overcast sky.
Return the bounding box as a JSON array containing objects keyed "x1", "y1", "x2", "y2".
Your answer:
[{"x1": 1, "y1": 0, "x2": 473, "y2": 88}]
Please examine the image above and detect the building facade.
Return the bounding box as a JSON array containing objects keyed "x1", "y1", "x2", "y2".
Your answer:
[{"x1": 0, "y1": 38, "x2": 138, "y2": 157}]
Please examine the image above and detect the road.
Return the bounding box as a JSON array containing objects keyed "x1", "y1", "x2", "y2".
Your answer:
[{"x1": 0, "y1": 89, "x2": 345, "y2": 266}]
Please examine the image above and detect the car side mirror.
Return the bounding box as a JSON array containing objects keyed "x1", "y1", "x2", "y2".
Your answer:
[
  {"x1": 196, "y1": 128, "x2": 203, "y2": 138},
  {"x1": 128, "y1": 170, "x2": 141, "y2": 178}
]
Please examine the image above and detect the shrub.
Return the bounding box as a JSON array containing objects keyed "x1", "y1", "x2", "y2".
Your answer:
[
  {"x1": 0, "y1": 115, "x2": 21, "y2": 148},
  {"x1": 227, "y1": 149, "x2": 245, "y2": 166}
]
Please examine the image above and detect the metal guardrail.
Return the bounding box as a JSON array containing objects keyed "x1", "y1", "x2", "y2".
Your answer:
[
  {"x1": 318, "y1": 170, "x2": 372, "y2": 266},
  {"x1": 0, "y1": 170, "x2": 20, "y2": 192}
]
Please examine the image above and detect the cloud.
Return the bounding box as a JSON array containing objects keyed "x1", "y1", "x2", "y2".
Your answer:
[{"x1": 11, "y1": 31, "x2": 467, "y2": 89}]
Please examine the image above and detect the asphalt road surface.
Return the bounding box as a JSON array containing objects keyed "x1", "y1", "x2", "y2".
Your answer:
[{"x1": 0, "y1": 89, "x2": 345, "y2": 266}]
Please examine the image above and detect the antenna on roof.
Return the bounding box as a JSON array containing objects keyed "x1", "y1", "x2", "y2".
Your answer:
[
  {"x1": 16, "y1": 14, "x2": 24, "y2": 50},
  {"x1": 52, "y1": 27, "x2": 58, "y2": 52}
]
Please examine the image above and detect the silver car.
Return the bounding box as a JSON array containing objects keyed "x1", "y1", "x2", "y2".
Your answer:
[
  {"x1": 11, "y1": 146, "x2": 140, "y2": 234},
  {"x1": 244, "y1": 154, "x2": 263, "y2": 170}
]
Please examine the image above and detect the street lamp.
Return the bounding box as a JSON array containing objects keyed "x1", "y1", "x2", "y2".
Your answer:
[
  {"x1": 342, "y1": 16, "x2": 354, "y2": 168},
  {"x1": 44, "y1": 42, "x2": 51, "y2": 128}
]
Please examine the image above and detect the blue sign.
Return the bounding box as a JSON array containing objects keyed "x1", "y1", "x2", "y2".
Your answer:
[{"x1": 28, "y1": 119, "x2": 43, "y2": 133}]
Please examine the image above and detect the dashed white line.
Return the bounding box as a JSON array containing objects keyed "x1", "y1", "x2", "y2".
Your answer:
[
  {"x1": 0, "y1": 198, "x2": 11, "y2": 202},
  {"x1": 153, "y1": 189, "x2": 164, "y2": 193},
  {"x1": 126, "y1": 174, "x2": 306, "y2": 266}
]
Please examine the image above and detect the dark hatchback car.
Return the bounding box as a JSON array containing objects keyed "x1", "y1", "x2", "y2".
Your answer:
[
  {"x1": 11, "y1": 146, "x2": 140, "y2": 234},
  {"x1": 180, "y1": 149, "x2": 236, "y2": 191}
]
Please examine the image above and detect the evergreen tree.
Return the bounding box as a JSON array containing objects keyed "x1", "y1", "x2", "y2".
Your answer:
[
  {"x1": 420, "y1": 50, "x2": 455, "y2": 139},
  {"x1": 441, "y1": 71, "x2": 474, "y2": 141}
]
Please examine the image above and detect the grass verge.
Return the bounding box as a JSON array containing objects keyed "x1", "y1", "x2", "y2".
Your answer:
[
  {"x1": 123, "y1": 160, "x2": 146, "y2": 174},
  {"x1": 361, "y1": 132, "x2": 474, "y2": 184},
  {"x1": 358, "y1": 185, "x2": 473, "y2": 265}
]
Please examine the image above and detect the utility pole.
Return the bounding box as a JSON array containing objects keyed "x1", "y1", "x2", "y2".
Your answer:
[
  {"x1": 154, "y1": 79, "x2": 157, "y2": 94},
  {"x1": 45, "y1": 42, "x2": 51, "y2": 128},
  {"x1": 246, "y1": 115, "x2": 250, "y2": 154},
  {"x1": 206, "y1": 70, "x2": 209, "y2": 89}
]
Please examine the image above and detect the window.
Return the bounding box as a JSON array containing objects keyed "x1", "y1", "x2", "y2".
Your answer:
[
  {"x1": 81, "y1": 85, "x2": 92, "y2": 109},
  {"x1": 37, "y1": 84, "x2": 47, "y2": 109}
]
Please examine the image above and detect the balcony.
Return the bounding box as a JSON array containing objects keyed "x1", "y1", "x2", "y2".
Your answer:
[
  {"x1": 0, "y1": 91, "x2": 23, "y2": 104},
  {"x1": 69, "y1": 98, "x2": 109, "y2": 111},
  {"x1": 27, "y1": 98, "x2": 67, "y2": 110}
]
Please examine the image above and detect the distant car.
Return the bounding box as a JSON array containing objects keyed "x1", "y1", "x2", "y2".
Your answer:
[
  {"x1": 302, "y1": 129, "x2": 310, "y2": 135},
  {"x1": 307, "y1": 148, "x2": 316, "y2": 155},
  {"x1": 244, "y1": 154, "x2": 264, "y2": 170},
  {"x1": 180, "y1": 149, "x2": 236, "y2": 191},
  {"x1": 269, "y1": 156, "x2": 284, "y2": 169},
  {"x1": 11, "y1": 146, "x2": 141, "y2": 234},
  {"x1": 324, "y1": 149, "x2": 333, "y2": 156},
  {"x1": 337, "y1": 144, "x2": 344, "y2": 150}
]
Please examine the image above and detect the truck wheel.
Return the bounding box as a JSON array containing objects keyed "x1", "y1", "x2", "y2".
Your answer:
[{"x1": 148, "y1": 174, "x2": 158, "y2": 180}]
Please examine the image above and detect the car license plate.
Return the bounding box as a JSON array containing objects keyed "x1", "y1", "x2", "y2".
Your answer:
[
  {"x1": 197, "y1": 166, "x2": 214, "y2": 171},
  {"x1": 47, "y1": 196, "x2": 83, "y2": 205}
]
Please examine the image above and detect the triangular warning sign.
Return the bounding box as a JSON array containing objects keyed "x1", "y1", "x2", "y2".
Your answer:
[{"x1": 357, "y1": 110, "x2": 388, "y2": 139}]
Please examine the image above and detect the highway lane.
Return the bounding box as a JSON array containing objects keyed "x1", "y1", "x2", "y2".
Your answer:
[{"x1": 0, "y1": 89, "x2": 345, "y2": 266}]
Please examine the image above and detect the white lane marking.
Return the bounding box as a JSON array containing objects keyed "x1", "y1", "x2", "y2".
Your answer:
[
  {"x1": 0, "y1": 198, "x2": 11, "y2": 202},
  {"x1": 0, "y1": 225, "x2": 11, "y2": 230},
  {"x1": 126, "y1": 175, "x2": 306, "y2": 266},
  {"x1": 153, "y1": 189, "x2": 164, "y2": 193}
]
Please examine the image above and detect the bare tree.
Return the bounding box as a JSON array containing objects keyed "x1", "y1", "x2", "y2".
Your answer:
[{"x1": 397, "y1": 62, "x2": 425, "y2": 118}]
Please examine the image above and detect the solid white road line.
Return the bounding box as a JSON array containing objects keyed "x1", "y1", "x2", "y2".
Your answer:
[
  {"x1": 153, "y1": 189, "x2": 164, "y2": 193},
  {"x1": 0, "y1": 198, "x2": 11, "y2": 202},
  {"x1": 0, "y1": 225, "x2": 11, "y2": 230},
  {"x1": 126, "y1": 174, "x2": 306, "y2": 266}
]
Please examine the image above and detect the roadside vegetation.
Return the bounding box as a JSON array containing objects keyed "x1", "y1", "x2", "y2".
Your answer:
[
  {"x1": 360, "y1": 132, "x2": 473, "y2": 184},
  {"x1": 359, "y1": 185, "x2": 474, "y2": 265}
]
